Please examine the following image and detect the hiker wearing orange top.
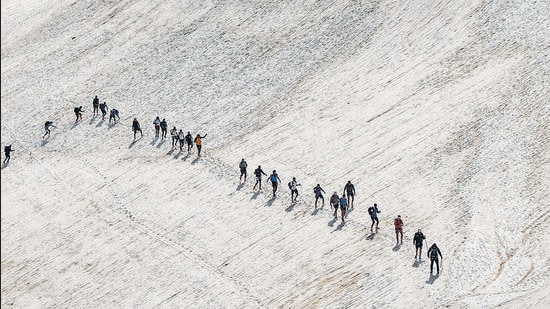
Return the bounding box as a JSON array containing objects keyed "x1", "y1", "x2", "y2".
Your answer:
[{"x1": 194, "y1": 133, "x2": 207, "y2": 156}]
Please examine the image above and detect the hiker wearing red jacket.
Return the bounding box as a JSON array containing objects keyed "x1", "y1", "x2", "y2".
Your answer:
[{"x1": 394, "y1": 215, "x2": 404, "y2": 245}]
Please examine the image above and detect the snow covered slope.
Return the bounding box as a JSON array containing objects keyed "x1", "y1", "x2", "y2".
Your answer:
[{"x1": 2, "y1": 0, "x2": 549, "y2": 307}]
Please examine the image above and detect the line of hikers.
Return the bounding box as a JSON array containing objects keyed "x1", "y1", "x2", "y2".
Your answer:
[
  {"x1": 241, "y1": 160, "x2": 357, "y2": 222},
  {"x1": 38, "y1": 95, "x2": 207, "y2": 156},
  {"x1": 7, "y1": 96, "x2": 445, "y2": 276},
  {"x1": 240, "y1": 158, "x2": 443, "y2": 276}
]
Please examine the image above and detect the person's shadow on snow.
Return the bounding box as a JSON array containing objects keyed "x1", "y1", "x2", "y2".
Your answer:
[
  {"x1": 426, "y1": 273, "x2": 439, "y2": 284},
  {"x1": 1, "y1": 162, "x2": 9, "y2": 169},
  {"x1": 150, "y1": 137, "x2": 159, "y2": 146},
  {"x1": 332, "y1": 221, "x2": 345, "y2": 232},
  {"x1": 129, "y1": 137, "x2": 142, "y2": 148},
  {"x1": 182, "y1": 152, "x2": 192, "y2": 161},
  {"x1": 412, "y1": 260, "x2": 424, "y2": 268},
  {"x1": 285, "y1": 203, "x2": 295, "y2": 212},
  {"x1": 89, "y1": 116, "x2": 97, "y2": 125},
  {"x1": 311, "y1": 208, "x2": 321, "y2": 216},
  {"x1": 236, "y1": 183, "x2": 244, "y2": 191},
  {"x1": 191, "y1": 157, "x2": 200, "y2": 164},
  {"x1": 266, "y1": 196, "x2": 276, "y2": 206},
  {"x1": 166, "y1": 149, "x2": 175, "y2": 156},
  {"x1": 366, "y1": 232, "x2": 376, "y2": 240},
  {"x1": 250, "y1": 191, "x2": 260, "y2": 200},
  {"x1": 392, "y1": 244, "x2": 401, "y2": 251},
  {"x1": 71, "y1": 121, "x2": 81, "y2": 129},
  {"x1": 156, "y1": 139, "x2": 166, "y2": 148},
  {"x1": 328, "y1": 217, "x2": 337, "y2": 227},
  {"x1": 96, "y1": 120, "x2": 105, "y2": 128},
  {"x1": 346, "y1": 207, "x2": 354, "y2": 218}
]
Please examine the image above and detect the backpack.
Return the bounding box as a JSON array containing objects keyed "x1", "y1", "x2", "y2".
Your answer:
[
  {"x1": 368, "y1": 207, "x2": 375, "y2": 216},
  {"x1": 429, "y1": 246, "x2": 439, "y2": 259},
  {"x1": 4, "y1": 146, "x2": 10, "y2": 152},
  {"x1": 288, "y1": 182, "x2": 293, "y2": 190},
  {"x1": 270, "y1": 174, "x2": 277, "y2": 182},
  {"x1": 74, "y1": 107, "x2": 79, "y2": 113},
  {"x1": 394, "y1": 218, "x2": 403, "y2": 227}
]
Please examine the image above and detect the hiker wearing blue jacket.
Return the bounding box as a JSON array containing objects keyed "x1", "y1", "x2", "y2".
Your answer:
[
  {"x1": 339, "y1": 195, "x2": 347, "y2": 222},
  {"x1": 268, "y1": 170, "x2": 281, "y2": 197}
]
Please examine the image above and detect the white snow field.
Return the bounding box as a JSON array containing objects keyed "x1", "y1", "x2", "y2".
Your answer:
[{"x1": 2, "y1": 0, "x2": 549, "y2": 308}]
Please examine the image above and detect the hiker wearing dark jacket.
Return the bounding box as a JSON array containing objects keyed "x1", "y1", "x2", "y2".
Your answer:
[
  {"x1": 413, "y1": 229, "x2": 426, "y2": 260},
  {"x1": 253, "y1": 165, "x2": 267, "y2": 191},
  {"x1": 343, "y1": 180, "x2": 356, "y2": 208},
  {"x1": 153, "y1": 116, "x2": 161, "y2": 137},
  {"x1": 43, "y1": 121, "x2": 56, "y2": 139},
  {"x1": 92, "y1": 95, "x2": 99, "y2": 116},
  {"x1": 99, "y1": 102, "x2": 108, "y2": 120},
  {"x1": 185, "y1": 132, "x2": 193, "y2": 152},
  {"x1": 427, "y1": 243, "x2": 443, "y2": 275},
  {"x1": 239, "y1": 158, "x2": 248, "y2": 182},
  {"x1": 3, "y1": 145, "x2": 14, "y2": 164},
  {"x1": 313, "y1": 184, "x2": 325, "y2": 209},
  {"x1": 74, "y1": 106, "x2": 83, "y2": 122},
  {"x1": 132, "y1": 118, "x2": 143, "y2": 139},
  {"x1": 160, "y1": 119, "x2": 168, "y2": 139},
  {"x1": 368, "y1": 203, "x2": 380, "y2": 232},
  {"x1": 330, "y1": 192, "x2": 340, "y2": 219},
  {"x1": 109, "y1": 108, "x2": 120, "y2": 124}
]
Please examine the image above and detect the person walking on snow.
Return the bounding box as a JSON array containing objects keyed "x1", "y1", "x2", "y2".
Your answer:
[
  {"x1": 185, "y1": 132, "x2": 193, "y2": 153},
  {"x1": 99, "y1": 102, "x2": 108, "y2": 120},
  {"x1": 413, "y1": 229, "x2": 426, "y2": 260},
  {"x1": 313, "y1": 184, "x2": 326, "y2": 209},
  {"x1": 253, "y1": 165, "x2": 267, "y2": 191},
  {"x1": 339, "y1": 194, "x2": 347, "y2": 222},
  {"x1": 160, "y1": 118, "x2": 168, "y2": 140},
  {"x1": 109, "y1": 108, "x2": 120, "y2": 124},
  {"x1": 74, "y1": 106, "x2": 83, "y2": 122},
  {"x1": 427, "y1": 243, "x2": 443, "y2": 275},
  {"x1": 132, "y1": 118, "x2": 143, "y2": 139},
  {"x1": 3, "y1": 145, "x2": 14, "y2": 164},
  {"x1": 330, "y1": 192, "x2": 340, "y2": 219},
  {"x1": 268, "y1": 170, "x2": 281, "y2": 197},
  {"x1": 239, "y1": 158, "x2": 248, "y2": 182},
  {"x1": 177, "y1": 129, "x2": 185, "y2": 151},
  {"x1": 368, "y1": 203, "x2": 381, "y2": 232},
  {"x1": 343, "y1": 180, "x2": 356, "y2": 208},
  {"x1": 153, "y1": 116, "x2": 161, "y2": 137},
  {"x1": 394, "y1": 215, "x2": 404, "y2": 245},
  {"x1": 170, "y1": 127, "x2": 178, "y2": 148},
  {"x1": 288, "y1": 177, "x2": 300, "y2": 203},
  {"x1": 43, "y1": 121, "x2": 56, "y2": 139},
  {"x1": 194, "y1": 133, "x2": 207, "y2": 156},
  {"x1": 92, "y1": 95, "x2": 99, "y2": 117}
]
